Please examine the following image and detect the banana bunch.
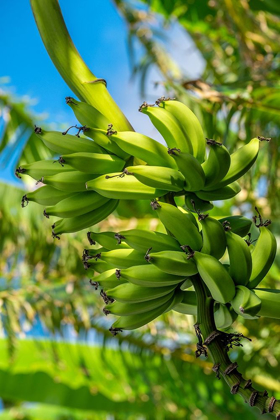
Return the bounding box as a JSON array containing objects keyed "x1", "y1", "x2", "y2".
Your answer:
[{"x1": 19, "y1": 97, "x2": 268, "y2": 238}]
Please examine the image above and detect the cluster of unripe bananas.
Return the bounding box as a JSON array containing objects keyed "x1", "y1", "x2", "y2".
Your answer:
[{"x1": 17, "y1": 97, "x2": 278, "y2": 334}]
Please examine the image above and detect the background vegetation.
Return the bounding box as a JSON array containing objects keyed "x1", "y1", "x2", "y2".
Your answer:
[{"x1": 0, "y1": 0, "x2": 279, "y2": 418}]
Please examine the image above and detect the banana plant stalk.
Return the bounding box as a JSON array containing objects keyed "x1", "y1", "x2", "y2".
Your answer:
[
  {"x1": 30, "y1": 0, "x2": 133, "y2": 131},
  {"x1": 192, "y1": 275, "x2": 280, "y2": 417}
]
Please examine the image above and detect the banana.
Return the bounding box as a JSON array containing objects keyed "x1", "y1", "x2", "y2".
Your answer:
[
  {"x1": 218, "y1": 215, "x2": 252, "y2": 237},
  {"x1": 82, "y1": 127, "x2": 129, "y2": 160},
  {"x1": 180, "y1": 279, "x2": 193, "y2": 290},
  {"x1": 15, "y1": 160, "x2": 74, "y2": 180},
  {"x1": 34, "y1": 127, "x2": 103, "y2": 155},
  {"x1": 248, "y1": 226, "x2": 277, "y2": 289},
  {"x1": 164, "y1": 288, "x2": 184, "y2": 313},
  {"x1": 167, "y1": 149, "x2": 205, "y2": 192},
  {"x1": 106, "y1": 283, "x2": 177, "y2": 303},
  {"x1": 190, "y1": 251, "x2": 236, "y2": 303},
  {"x1": 225, "y1": 229, "x2": 252, "y2": 285},
  {"x1": 104, "y1": 292, "x2": 174, "y2": 316},
  {"x1": 254, "y1": 288, "x2": 280, "y2": 319},
  {"x1": 140, "y1": 104, "x2": 193, "y2": 154},
  {"x1": 87, "y1": 231, "x2": 130, "y2": 250},
  {"x1": 90, "y1": 269, "x2": 128, "y2": 290},
  {"x1": 41, "y1": 171, "x2": 98, "y2": 192},
  {"x1": 95, "y1": 249, "x2": 146, "y2": 269},
  {"x1": 146, "y1": 250, "x2": 198, "y2": 277},
  {"x1": 108, "y1": 131, "x2": 177, "y2": 168},
  {"x1": 86, "y1": 173, "x2": 168, "y2": 200},
  {"x1": 58, "y1": 152, "x2": 125, "y2": 174},
  {"x1": 172, "y1": 291, "x2": 197, "y2": 315},
  {"x1": 115, "y1": 229, "x2": 181, "y2": 253},
  {"x1": 185, "y1": 193, "x2": 213, "y2": 213},
  {"x1": 109, "y1": 297, "x2": 173, "y2": 332},
  {"x1": 202, "y1": 140, "x2": 231, "y2": 188},
  {"x1": 231, "y1": 286, "x2": 261, "y2": 319},
  {"x1": 124, "y1": 165, "x2": 185, "y2": 192},
  {"x1": 66, "y1": 97, "x2": 110, "y2": 129},
  {"x1": 214, "y1": 303, "x2": 237, "y2": 329},
  {"x1": 196, "y1": 181, "x2": 241, "y2": 201},
  {"x1": 200, "y1": 214, "x2": 227, "y2": 260},
  {"x1": 156, "y1": 98, "x2": 205, "y2": 163},
  {"x1": 44, "y1": 191, "x2": 109, "y2": 218},
  {"x1": 86, "y1": 260, "x2": 112, "y2": 274},
  {"x1": 51, "y1": 199, "x2": 118, "y2": 237},
  {"x1": 116, "y1": 265, "x2": 186, "y2": 287},
  {"x1": 21, "y1": 186, "x2": 72, "y2": 207},
  {"x1": 151, "y1": 201, "x2": 202, "y2": 250},
  {"x1": 205, "y1": 138, "x2": 260, "y2": 190}
]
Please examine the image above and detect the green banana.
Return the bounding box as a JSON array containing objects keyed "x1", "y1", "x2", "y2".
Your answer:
[
  {"x1": 22, "y1": 186, "x2": 72, "y2": 207},
  {"x1": 87, "y1": 231, "x2": 130, "y2": 250},
  {"x1": 90, "y1": 269, "x2": 127, "y2": 290},
  {"x1": 180, "y1": 279, "x2": 193, "y2": 290},
  {"x1": 140, "y1": 104, "x2": 193, "y2": 154},
  {"x1": 200, "y1": 214, "x2": 227, "y2": 260},
  {"x1": 44, "y1": 191, "x2": 109, "y2": 218},
  {"x1": 157, "y1": 98, "x2": 205, "y2": 162},
  {"x1": 202, "y1": 141, "x2": 231, "y2": 188},
  {"x1": 254, "y1": 288, "x2": 280, "y2": 319},
  {"x1": 151, "y1": 201, "x2": 202, "y2": 250},
  {"x1": 51, "y1": 199, "x2": 118, "y2": 237},
  {"x1": 109, "y1": 131, "x2": 177, "y2": 168},
  {"x1": 86, "y1": 173, "x2": 167, "y2": 200},
  {"x1": 82, "y1": 127, "x2": 129, "y2": 160},
  {"x1": 104, "y1": 292, "x2": 174, "y2": 316},
  {"x1": 15, "y1": 160, "x2": 74, "y2": 180},
  {"x1": 146, "y1": 250, "x2": 198, "y2": 276},
  {"x1": 196, "y1": 181, "x2": 241, "y2": 201},
  {"x1": 231, "y1": 286, "x2": 261, "y2": 319},
  {"x1": 58, "y1": 152, "x2": 125, "y2": 174},
  {"x1": 116, "y1": 265, "x2": 186, "y2": 287},
  {"x1": 218, "y1": 215, "x2": 252, "y2": 237},
  {"x1": 124, "y1": 165, "x2": 185, "y2": 192},
  {"x1": 205, "y1": 138, "x2": 260, "y2": 190},
  {"x1": 86, "y1": 260, "x2": 112, "y2": 274},
  {"x1": 96, "y1": 249, "x2": 146, "y2": 269},
  {"x1": 41, "y1": 171, "x2": 98, "y2": 192},
  {"x1": 173, "y1": 291, "x2": 197, "y2": 315},
  {"x1": 191, "y1": 251, "x2": 236, "y2": 303},
  {"x1": 106, "y1": 283, "x2": 177, "y2": 303},
  {"x1": 164, "y1": 289, "x2": 185, "y2": 313},
  {"x1": 35, "y1": 127, "x2": 103, "y2": 155},
  {"x1": 115, "y1": 229, "x2": 181, "y2": 253},
  {"x1": 167, "y1": 149, "x2": 205, "y2": 192},
  {"x1": 185, "y1": 193, "x2": 213, "y2": 213},
  {"x1": 66, "y1": 97, "x2": 110, "y2": 129},
  {"x1": 214, "y1": 303, "x2": 237, "y2": 329},
  {"x1": 225, "y1": 229, "x2": 252, "y2": 285},
  {"x1": 109, "y1": 297, "x2": 173, "y2": 332},
  {"x1": 248, "y1": 226, "x2": 277, "y2": 289}
]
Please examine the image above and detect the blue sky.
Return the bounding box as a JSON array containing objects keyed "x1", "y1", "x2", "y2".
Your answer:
[{"x1": 1, "y1": 0, "x2": 204, "y2": 136}]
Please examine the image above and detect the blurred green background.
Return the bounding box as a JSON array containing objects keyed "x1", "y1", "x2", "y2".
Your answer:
[{"x1": 1, "y1": 0, "x2": 280, "y2": 418}]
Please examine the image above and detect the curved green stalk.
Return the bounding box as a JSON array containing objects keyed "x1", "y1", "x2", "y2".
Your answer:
[
  {"x1": 192, "y1": 275, "x2": 280, "y2": 418},
  {"x1": 30, "y1": 0, "x2": 133, "y2": 131}
]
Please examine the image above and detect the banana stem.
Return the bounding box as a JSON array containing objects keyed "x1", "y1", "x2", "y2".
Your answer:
[
  {"x1": 30, "y1": 0, "x2": 133, "y2": 131},
  {"x1": 192, "y1": 275, "x2": 280, "y2": 418}
]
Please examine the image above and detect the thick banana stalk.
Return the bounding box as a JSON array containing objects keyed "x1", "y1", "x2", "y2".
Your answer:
[{"x1": 30, "y1": 0, "x2": 132, "y2": 130}]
